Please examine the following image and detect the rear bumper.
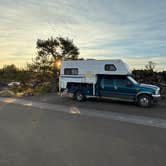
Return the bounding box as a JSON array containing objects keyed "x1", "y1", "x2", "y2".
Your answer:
[{"x1": 152, "y1": 94, "x2": 161, "y2": 102}]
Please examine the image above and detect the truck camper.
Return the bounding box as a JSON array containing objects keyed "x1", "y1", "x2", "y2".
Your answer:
[{"x1": 59, "y1": 59, "x2": 160, "y2": 107}]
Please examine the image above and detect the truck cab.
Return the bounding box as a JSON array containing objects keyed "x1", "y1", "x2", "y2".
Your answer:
[{"x1": 95, "y1": 75, "x2": 160, "y2": 107}]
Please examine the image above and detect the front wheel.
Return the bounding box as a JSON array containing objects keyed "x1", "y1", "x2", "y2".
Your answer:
[
  {"x1": 137, "y1": 94, "x2": 152, "y2": 107},
  {"x1": 74, "y1": 91, "x2": 85, "y2": 102}
]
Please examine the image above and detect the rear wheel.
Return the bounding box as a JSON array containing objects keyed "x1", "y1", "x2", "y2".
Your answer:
[
  {"x1": 137, "y1": 94, "x2": 152, "y2": 107},
  {"x1": 75, "y1": 91, "x2": 85, "y2": 102}
]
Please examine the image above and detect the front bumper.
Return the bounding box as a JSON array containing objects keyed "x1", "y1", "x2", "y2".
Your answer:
[{"x1": 152, "y1": 94, "x2": 161, "y2": 102}]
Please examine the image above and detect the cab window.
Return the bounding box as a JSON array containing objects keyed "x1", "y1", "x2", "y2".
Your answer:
[{"x1": 115, "y1": 78, "x2": 132, "y2": 87}]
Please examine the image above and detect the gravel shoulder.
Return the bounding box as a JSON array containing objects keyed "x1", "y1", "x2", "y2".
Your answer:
[{"x1": 20, "y1": 93, "x2": 166, "y2": 120}]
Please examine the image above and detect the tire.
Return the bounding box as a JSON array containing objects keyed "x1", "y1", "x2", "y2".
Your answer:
[
  {"x1": 137, "y1": 94, "x2": 152, "y2": 107},
  {"x1": 74, "y1": 91, "x2": 85, "y2": 102}
]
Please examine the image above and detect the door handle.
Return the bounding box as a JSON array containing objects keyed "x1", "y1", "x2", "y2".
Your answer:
[{"x1": 114, "y1": 86, "x2": 118, "y2": 90}]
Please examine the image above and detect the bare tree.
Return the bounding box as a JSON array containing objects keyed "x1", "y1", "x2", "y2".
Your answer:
[{"x1": 145, "y1": 61, "x2": 156, "y2": 71}]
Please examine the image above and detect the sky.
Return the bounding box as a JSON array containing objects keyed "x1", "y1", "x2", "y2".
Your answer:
[{"x1": 0, "y1": 0, "x2": 166, "y2": 71}]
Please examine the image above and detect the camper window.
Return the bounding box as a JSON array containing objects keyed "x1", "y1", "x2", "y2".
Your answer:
[
  {"x1": 105, "y1": 64, "x2": 116, "y2": 71},
  {"x1": 64, "y1": 68, "x2": 78, "y2": 75}
]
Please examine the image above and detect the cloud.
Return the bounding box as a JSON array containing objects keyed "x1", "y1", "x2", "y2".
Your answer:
[{"x1": 0, "y1": 0, "x2": 166, "y2": 70}]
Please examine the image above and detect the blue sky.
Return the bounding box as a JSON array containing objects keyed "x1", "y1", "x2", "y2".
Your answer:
[{"x1": 0, "y1": 0, "x2": 166, "y2": 70}]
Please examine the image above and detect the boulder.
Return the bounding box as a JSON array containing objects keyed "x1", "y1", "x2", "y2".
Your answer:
[{"x1": 0, "y1": 90, "x2": 15, "y2": 97}]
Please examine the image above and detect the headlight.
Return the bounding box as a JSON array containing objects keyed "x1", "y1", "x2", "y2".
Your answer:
[{"x1": 155, "y1": 88, "x2": 160, "y2": 95}]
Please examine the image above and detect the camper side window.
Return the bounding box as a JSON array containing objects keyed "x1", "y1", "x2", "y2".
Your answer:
[
  {"x1": 105, "y1": 64, "x2": 116, "y2": 71},
  {"x1": 64, "y1": 68, "x2": 78, "y2": 75}
]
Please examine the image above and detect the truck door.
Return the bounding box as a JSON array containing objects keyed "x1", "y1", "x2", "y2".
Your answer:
[
  {"x1": 114, "y1": 77, "x2": 137, "y2": 100},
  {"x1": 99, "y1": 76, "x2": 117, "y2": 97}
]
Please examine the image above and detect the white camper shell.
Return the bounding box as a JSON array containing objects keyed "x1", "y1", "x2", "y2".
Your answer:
[{"x1": 59, "y1": 59, "x2": 131, "y2": 90}]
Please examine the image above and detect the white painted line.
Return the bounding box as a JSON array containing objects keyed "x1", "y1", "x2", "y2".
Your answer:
[{"x1": 0, "y1": 97, "x2": 166, "y2": 129}]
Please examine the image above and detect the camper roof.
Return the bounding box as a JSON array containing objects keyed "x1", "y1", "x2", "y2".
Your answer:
[{"x1": 60, "y1": 59, "x2": 131, "y2": 76}]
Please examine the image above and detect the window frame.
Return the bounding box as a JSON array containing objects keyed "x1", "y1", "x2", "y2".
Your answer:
[
  {"x1": 64, "y1": 68, "x2": 79, "y2": 75},
  {"x1": 104, "y1": 64, "x2": 117, "y2": 71}
]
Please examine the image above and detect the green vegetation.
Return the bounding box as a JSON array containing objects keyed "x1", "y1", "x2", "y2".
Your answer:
[
  {"x1": 132, "y1": 62, "x2": 166, "y2": 98},
  {"x1": 0, "y1": 36, "x2": 80, "y2": 96}
]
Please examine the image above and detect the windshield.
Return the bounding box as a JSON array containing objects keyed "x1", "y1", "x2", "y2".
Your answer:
[{"x1": 127, "y1": 76, "x2": 138, "y2": 84}]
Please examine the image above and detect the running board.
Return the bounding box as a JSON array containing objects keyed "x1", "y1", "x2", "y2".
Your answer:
[{"x1": 86, "y1": 96, "x2": 134, "y2": 102}]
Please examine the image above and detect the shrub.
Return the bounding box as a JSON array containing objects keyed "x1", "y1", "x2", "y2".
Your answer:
[{"x1": 34, "y1": 82, "x2": 52, "y2": 94}]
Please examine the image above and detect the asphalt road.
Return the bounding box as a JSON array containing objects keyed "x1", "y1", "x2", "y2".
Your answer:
[{"x1": 0, "y1": 95, "x2": 166, "y2": 166}]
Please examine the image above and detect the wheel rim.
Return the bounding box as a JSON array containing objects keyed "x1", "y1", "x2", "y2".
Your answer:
[{"x1": 140, "y1": 96, "x2": 149, "y2": 106}]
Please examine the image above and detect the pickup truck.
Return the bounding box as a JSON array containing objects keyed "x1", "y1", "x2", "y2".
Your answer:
[{"x1": 66, "y1": 75, "x2": 160, "y2": 107}]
